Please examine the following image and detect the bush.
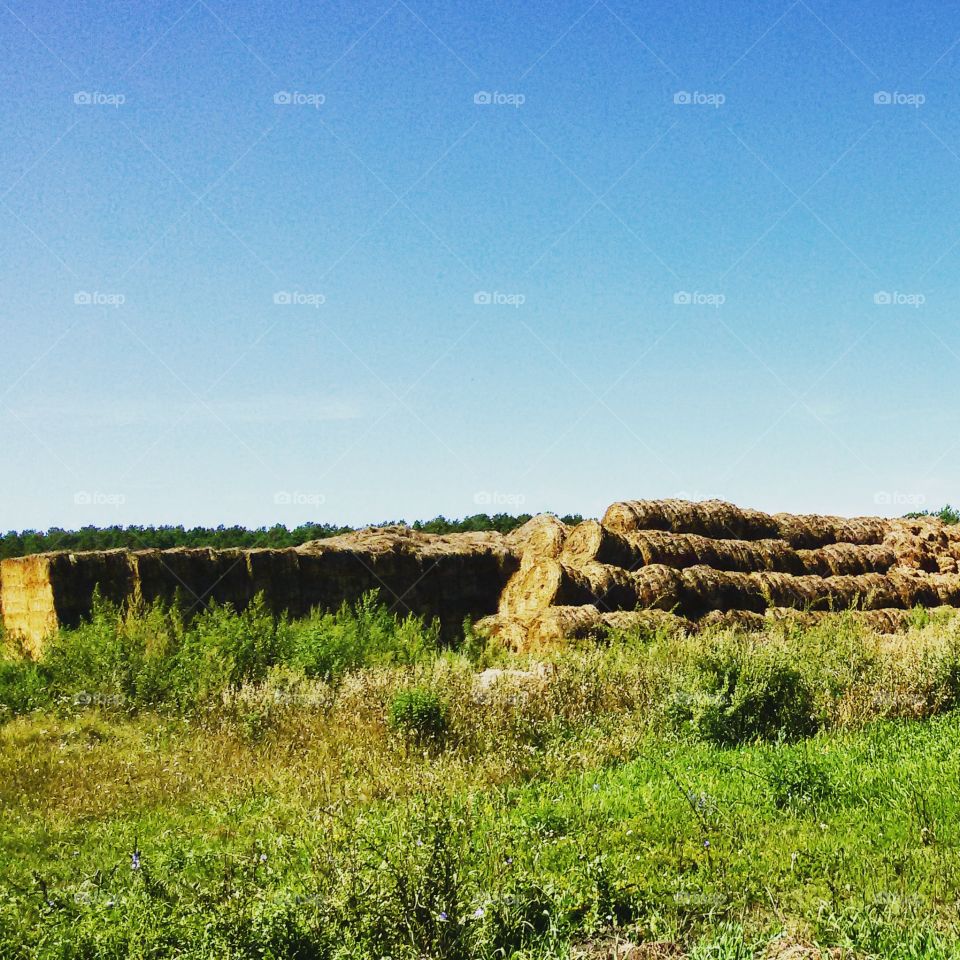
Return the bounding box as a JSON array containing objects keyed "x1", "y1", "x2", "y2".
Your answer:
[
  {"x1": 667, "y1": 637, "x2": 819, "y2": 746},
  {"x1": 0, "y1": 658, "x2": 48, "y2": 719},
  {"x1": 388, "y1": 687, "x2": 448, "y2": 741},
  {"x1": 291, "y1": 592, "x2": 438, "y2": 681}
]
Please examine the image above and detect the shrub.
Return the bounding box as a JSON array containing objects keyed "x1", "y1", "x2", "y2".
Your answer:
[
  {"x1": 387, "y1": 687, "x2": 448, "y2": 741},
  {"x1": 0, "y1": 658, "x2": 48, "y2": 719},
  {"x1": 171, "y1": 595, "x2": 293, "y2": 706},
  {"x1": 291, "y1": 592, "x2": 438, "y2": 681},
  {"x1": 667, "y1": 636, "x2": 818, "y2": 746}
]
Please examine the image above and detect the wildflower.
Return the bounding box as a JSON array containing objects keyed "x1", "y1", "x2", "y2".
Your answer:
[
  {"x1": 473, "y1": 907, "x2": 485, "y2": 919},
  {"x1": 703, "y1": 840, "x2": 710, "y2": 849},
  {"x1": 131, "y1": 850, "x2": 141, "y2": 871},
  {"x1": 438, "y1": 911, "x2": 449, "y2": 921},
  {"x1": 259, "y1": 853, "x2": 267, "y2": 862}
]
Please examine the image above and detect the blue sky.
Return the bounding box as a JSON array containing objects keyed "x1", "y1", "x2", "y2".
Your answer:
[{"x1": 2, "y1": 0, "x2": 960, "y2": 530}]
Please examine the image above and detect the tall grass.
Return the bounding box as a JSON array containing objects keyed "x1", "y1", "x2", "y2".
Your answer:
[{"x1": 5, "y1": 601, "x2": 960, "y2": 957}]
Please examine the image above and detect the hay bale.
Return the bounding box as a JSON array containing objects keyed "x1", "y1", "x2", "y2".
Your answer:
[
  {"x1": 506, "y1": 514, "x2": 570, "y2": 567},
  {"x1": 498, "y1": 559, "x2": 595, "y2": 616},
  {"x1": 798, "y1": 543, "x2": 896, "y2": 576},
  {"x1": 0, "y1": 554, "x2": 59, "y2": 656},
  {"x1": 600, "y1": 609, "x2": 694, "y2": 636},
  {"x1": 560, "y1": 520, "x2": 645, "y2": 568},
  {"x1": 773, "y1": 513, "x2": 889, "y2": 548},
  {"x1": 887, "y1": 570, "x2": 942, "y2": 609},
  {"x1": 473, "y1": 612, "x2": 531, "y2": 651},
  {"x1": 602, "y1": 499, "x2": 780, "y2": 540},
  {"x1": 697, "y1": 609, "x2": 768, "y2": 632},
  {"x1": 629, "y1": 564, "x2": 686, "y2": 611},
  {"x1": 680, "y1": 566, "x2": 768, "y2": 617},
  {"x1": 529, "y1": 605, "x2": 607, "y2": 647},
  {"x1": 297, "y1": 526, "x2": 517, "y2": 636},
  {"x1": 130, "y1": 548, "x2": 250, "y2": 612},
  {"x1": 564, "y1": 524, "x2": 806, "y2": 575},
  {"x1": 246, "y1": 549, "x2": 302, "y2": 615},
  {"x1": 884, "y1": 518, "x2": 960, "y2": 573}
]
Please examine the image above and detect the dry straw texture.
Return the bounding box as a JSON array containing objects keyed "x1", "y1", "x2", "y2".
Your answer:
[{"x1": 7, "y1": 498, "x2": 960, "y2": 654}]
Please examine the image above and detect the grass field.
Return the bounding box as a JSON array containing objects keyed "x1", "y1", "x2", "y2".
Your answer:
[{"x1": 4, "y1": 595, "x2": 960, "y2": 958}]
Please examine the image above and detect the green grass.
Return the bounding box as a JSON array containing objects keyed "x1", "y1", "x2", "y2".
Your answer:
[{"x1": 4, "y1": 598, "x2": 960, "y2": 957}]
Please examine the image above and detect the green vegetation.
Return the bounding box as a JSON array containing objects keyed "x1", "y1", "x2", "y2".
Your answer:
[
  {"x1": 0, "y1": 513, "x2": 584, "y2": 560},
  {"x1": 4, "y1": 598, "x2": 960, "y2": 957},
  {"x1": 906, "y1": 504, "x2": 960, "y2": 525}
]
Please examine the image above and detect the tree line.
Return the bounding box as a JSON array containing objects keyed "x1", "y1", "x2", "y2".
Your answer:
[{"x1": 0, "y1": 513, "x2": 584, "y2": 560}]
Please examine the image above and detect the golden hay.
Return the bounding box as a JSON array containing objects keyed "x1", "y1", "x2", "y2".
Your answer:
[{"x1": 10, "y1": 499, "x2": 960, "y2": 655}]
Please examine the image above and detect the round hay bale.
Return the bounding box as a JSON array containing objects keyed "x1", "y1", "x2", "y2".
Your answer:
[
  {"x1": 888, "y1": 570, "x2": 941, "y2": 609},
  {"x1": 602, "y1": 499, "x2": 779, "y2": 540},
  {"x1": 799, "y1": 543, "x2": 896, "y2": 577},
  {"x1": 498, "y1": 559, "x2": 594, "y2": 616},
  {"x1": 754, "y1": 572, "x2": 822, "y2": 610},
  {"x1": 474, "y1": 613, "x2": 529, "y2": 651},
  {"x1": 529, "y1": 605, "x2": 605, "y2": 647},
  {"x1": 629, "y1": 564, "x2": 685, "y2": 611},
  {"x1": 697, "y1": 609, "x2": 767, "y2": 632},
  {"x1": 600, "y1": 608, "x2": 694, "y2": 636},
  {"x1": 506, "y1": 514, "x2": 570, "y2": 568},
  {"x1": 680, "y1": 566, "x2": 767, "y2": 616},
  {"x1": 578, "y1": 561, "x2": 645, "y2": 610},
  {"x1": 561, "y1": 521, "x2": 644, "y2": 569}
]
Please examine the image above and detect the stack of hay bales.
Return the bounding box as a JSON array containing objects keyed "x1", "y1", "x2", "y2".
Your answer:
[
  {"x1": 6, "y1": 499, "x2": 960, "y2": 657},
  {"x1": 295, "y1": 525, "x2": 517, "y2": 637},
  {"x1": 475, "y1": 499, "x2": 960, "y2": 650},
  {"x1": 1, "y1": 526, "x2": 520, "y2": 654}
]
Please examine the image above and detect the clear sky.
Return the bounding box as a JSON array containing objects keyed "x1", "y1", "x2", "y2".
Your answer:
[{"x1": 2, "y1": 0, "x2": 959, "y2": 530}]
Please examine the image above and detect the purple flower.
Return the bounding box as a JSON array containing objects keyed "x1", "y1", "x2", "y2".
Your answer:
[
  {"x1": 438, "y1": 911, "x2": 449, "y2": 921},
  {"x1": 703, "y1": 840, "x2": 710, "y2": 849},
  {"x1": 131, "y1": 850, "x2": 141, "y2": 870}
]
